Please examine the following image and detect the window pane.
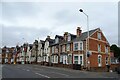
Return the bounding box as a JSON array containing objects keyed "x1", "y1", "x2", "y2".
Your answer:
[
  {"x1": 80, "y1": 43, "x2": 82, "y2": 50},
  {"x1": 98, "y1": 32, "x2": 101, "y2": 40},
  {"x1": 74, "y1": 56, "x2": 78, "y2": 60},
  {"x1": 80, "y1": 56, "x2": 82, "y2": 64},
  {"x1": 67, "y1": 44, "x2": 70, "y2": 51},
  {"x1": 80, "y1": 56, "x2": 82, "y2": 60},
  {"x1": 74, "y1": 43, "x2": 78, "y2": 50},
  {"x1": 74, "y1": 61, "x2": 78, "y2": 64}
]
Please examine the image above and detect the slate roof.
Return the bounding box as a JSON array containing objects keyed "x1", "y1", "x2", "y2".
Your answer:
[
  {"x1": 73, "y1": 28, "x2": 98, "y2": 41},
  {"x1": 47, "y1": 39, "x2": 55, "y2": 46},
  {"x1": 55, "y1": 35, "x2": 64, "y2": 39},
  {"x1": 40, "y1": 40, "x2": 45, "y2": 48}
]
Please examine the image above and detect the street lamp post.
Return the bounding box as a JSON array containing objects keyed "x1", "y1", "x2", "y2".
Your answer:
[{"x1": 79, "y1": 9, "x2": 90, "y2": 70}]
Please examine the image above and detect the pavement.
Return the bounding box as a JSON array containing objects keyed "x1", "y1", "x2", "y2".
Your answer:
[{"x1": 1, "y1": 64, "x2": 120, "y2": 79}]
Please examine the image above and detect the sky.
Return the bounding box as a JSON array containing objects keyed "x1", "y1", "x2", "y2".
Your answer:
[{"x1": 0, "y1": 0, "x2": 119, "y2": 47}]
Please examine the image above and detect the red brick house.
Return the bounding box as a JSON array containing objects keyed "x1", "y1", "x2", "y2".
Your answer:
[
  {"x1": 50, "y1": 27, "x2": 110, "y2": 70},
  {"x1": 73, "y1": 27, "x2": 110, "y2": 70}
]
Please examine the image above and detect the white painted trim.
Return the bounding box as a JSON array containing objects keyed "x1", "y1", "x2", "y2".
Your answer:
[
  {"x1": 89, "y1": 28, "x2": 99, "y2": 37},
  {"x1": 89, "y1": 37, "x2": 108, "y2": 43},
  {"x1": 73, "y1": 54, "x2": 84, "y2": 66},
  {"x1": 89, "y1": 28, "x2": 109, "y2": 45},
  {"x1": 73, "y1": 41, "x2": 83, "y2": 51},
  {"x1": 98, "y1": 54, "x2": 102, "y2": 67}
]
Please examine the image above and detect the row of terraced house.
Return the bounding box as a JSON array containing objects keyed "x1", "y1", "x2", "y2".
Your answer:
[{"x1": 1, "y1": 27, "x2": 112, "y2": 71}]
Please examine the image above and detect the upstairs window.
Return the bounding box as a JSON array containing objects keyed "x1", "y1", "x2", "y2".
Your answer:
[
  {"x1": 105, "y1": 46, "x2": 108, "y2": 53},
  {"x1": 80, "y1": 42, "x2": 83, "y2": 50},
  {"x1": 62, "y1": 45, "x2": 65, "y2": 52},
  {"x1": 66, "y1": 44, "x2": 70, "y2": 51},
  {"x1": 98, "y1": 32, "x2": 101, "y2": 40},
  {"x1": 52, "y1": 46, "x2": 54, "y2": 53},
  {"x1": 98, "y1": 44, "x2": 101, "y2": 53},
  {"x1": 74, "y1": 43, "x2": 78, "y2": 51},
  {"x1": 68, "y1": 35, "x2": 71, "y2": 41},
  {"x1": 55, "y1": 38, "x2": 59, "y2": 43}
]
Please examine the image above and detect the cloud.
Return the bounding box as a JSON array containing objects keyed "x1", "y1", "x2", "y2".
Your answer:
[
  {"x1": 2, "y1": 26, "x2": 52, "y2": 47},
  {"x1": 1, "y1": 2, "x2": 118, "y2": 47}
]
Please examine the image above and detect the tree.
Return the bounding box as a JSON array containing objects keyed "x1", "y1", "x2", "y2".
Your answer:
[{"x1": 110, "y1": 44, "x2": 120, "y2": 62}]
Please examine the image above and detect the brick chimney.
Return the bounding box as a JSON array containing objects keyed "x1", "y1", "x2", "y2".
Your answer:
[
  {"x1": 64, "y1": 32, "x2": 68, "y2": 41},
  {"x1": 47, "y1": 35, "x2": 50, "y2": 39},
  {"x1": 76, "y1": 27, "x2": 82, "y2": 37}
]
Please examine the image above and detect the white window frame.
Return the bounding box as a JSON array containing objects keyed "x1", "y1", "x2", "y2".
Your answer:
[
  {"x1": 68, "y1": 54, "x2": 72, "y2": 64},
  {"x1": 80, "y1": 42, "x2": 83, "y2": 50},
  {"x1": 80, "y1": 56, "x2": 83, "y2": 65},
  {"x1": 62, "y1": 45, "x2": 65, "y2": 52},
  {"x1": 55, "y1": 37, "x2": 59, "y2": 43},
  {"x1": 66, "y1": 44, "x2": 70, "y2": 51},
  {"x1": 105, "y1": 46, "x2": 108, "y2": 54},
  {"x1": 54, "y1": 55, "x2": 58, "y2": 63},
  {"x1": 98, "y1": 54, "x2": 102, "y2": 67},
  {"x1": 52, "y1": 46, "x2": 54, "y2": 53},
  {"x1": 73, "y1": 54, "x2": 83, "y2": 65},
  {"x1": 63, "y1": 55, "x2": 68, "y2": 64},
  {"x1": 105, "y1": 57, "x2": 109, "y2": 65},
  {"x1": 98, "y1": 44, "x2": 101, "y2": 53},
  {"x1": 74, "y1": 56, "x2": 78, "y2": 64},
  {"x1": 68, "y1": 35, "x2": 71, "y2": 41},
  {"x1": 60, "y1": 55, "x2": 63, "y2": 63},
  {"x1": 74, "y1": 43, "x2": 78, "y2": 51},
  {"x1": 98, "y1": 32, "x2": 101, "y2": 40}
]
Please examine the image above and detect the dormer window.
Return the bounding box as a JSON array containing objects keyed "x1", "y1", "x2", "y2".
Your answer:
[
  {"x1": 55, "y1": 37, "x2": 59, "y2": 43},
  {"x1": 98, "y1": 32, "x2": 101, "y2": 40},
  {"x1": 68, "y1": 35, "x2": 71, "y2": 41}
]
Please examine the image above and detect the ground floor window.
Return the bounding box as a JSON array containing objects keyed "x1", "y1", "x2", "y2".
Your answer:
[
  {"x1": 74, "y1": 56, "x2": 78, "y2": 64},
  {"x1": 98, "y1": 55, "x2": 102, "y2": 67},
  {"x1": 60, "y1": 55, "x2": 68, "y2": 64},
  {"x1": 73, "y1": 54, "x2": 83, "y2": 65},
  {"x1": 80, "y1": 56, "x2": 82, "y2": 65},
  {"x1": 54, "y1": 55, "x2": 58, "y2": 63},
  {"x1": 63, "y1": 55, "x2": 68, "y2": 64},
  {"x1": 105, "y1": 57, "x2": 108, "y2": 65},
  {"x1": 60, "y1": 55, "x2": 63, "y2": 63}
]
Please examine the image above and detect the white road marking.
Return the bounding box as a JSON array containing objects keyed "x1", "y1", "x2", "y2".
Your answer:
[
  {"x1": 35, "y1": 72, "x2": 50, "y2": 78},
  {"x1": 51, "y1": 72, "x2": 69, "y2": 76},
  {"x1": 26, "y1": 69, "x2": 30, "y2": 71}
]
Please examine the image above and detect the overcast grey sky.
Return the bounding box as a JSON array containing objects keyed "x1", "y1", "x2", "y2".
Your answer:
[{"x1": 0, "y1": 1, "x2": 118, "y2": 47}]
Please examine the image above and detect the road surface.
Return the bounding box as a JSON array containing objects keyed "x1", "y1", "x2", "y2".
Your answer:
[{"x1": 1, "y1": 64, "x2": 120, "y2": 79}]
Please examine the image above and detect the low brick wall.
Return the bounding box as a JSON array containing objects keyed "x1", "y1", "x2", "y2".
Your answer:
[
  {"x1": 90, "y1": 67, "x2": 107, "y2": 72},
  {"x1": 110, "y1": 64, "x2": 120, "y2": 72}
]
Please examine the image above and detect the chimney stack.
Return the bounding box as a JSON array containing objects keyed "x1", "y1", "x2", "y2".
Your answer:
[
  {"x1": 76, "y1": 27, "x2": 82, "y2": 37},
  {"x1": 64, "y1": 32, "x2": 68, "y2": 41},
  {"x1": 47, "y1": 35, "x2": 50, "y2": 39}
]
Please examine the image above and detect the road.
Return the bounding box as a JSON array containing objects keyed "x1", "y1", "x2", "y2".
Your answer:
[{"x1": 1, "y1": 64, "x2": 120, "y2": 79}]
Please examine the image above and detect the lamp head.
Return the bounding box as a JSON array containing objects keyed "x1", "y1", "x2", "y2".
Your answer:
[{"x1": 79, "y1": 9, "x2": 83, "y2": 12}]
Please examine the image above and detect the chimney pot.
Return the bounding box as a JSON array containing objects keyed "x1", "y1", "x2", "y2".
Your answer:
[{"x1": 76, "y1": 27, "x2": 82, "y2": 37}]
